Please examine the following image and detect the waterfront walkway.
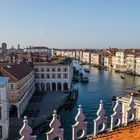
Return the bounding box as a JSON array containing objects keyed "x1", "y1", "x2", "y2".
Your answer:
[{"x1": 9, "y1": 91, "x2": 68, "y2": 140}]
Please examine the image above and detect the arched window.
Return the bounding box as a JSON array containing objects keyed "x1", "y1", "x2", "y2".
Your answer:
[
  {"x1": 57, "y1": 83, "x2": 62, "y2": 91},
  {"x1": 9, "y1": 105, "x2": 18, "y2": 118},
  {"x1": 35, "y1": 83, "x2": 39, "y2": 89},
  {"x1": 52, "y1": 83, "x2": 56, "y2": 91},
  {"x1": 63, "y1": 83, "x2": 68, "y2": 90},
  {"x1": 41, "y1": 83, "x2": 45, "y2": 91},
  {"x1": 46, "y1": 83, "x2": 50, "y2": 91}
]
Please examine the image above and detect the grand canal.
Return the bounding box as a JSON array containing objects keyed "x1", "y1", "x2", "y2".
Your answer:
[
  {"x1": 60, "y1": 66, "x2": 140, "y2": 140},
  {"x1": 39, "y1": 66, "x2": 140, "y2": 140}
]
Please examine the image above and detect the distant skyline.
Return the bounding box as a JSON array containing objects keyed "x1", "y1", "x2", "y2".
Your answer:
[{"x1": 0, "y1": 0, "x2": 140, "y2": 49}]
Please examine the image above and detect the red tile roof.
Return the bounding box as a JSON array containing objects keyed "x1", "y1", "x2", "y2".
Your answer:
[
  {"x1": 1, "y1": 62, "x2": 34, "y2": 81},
  {"x1": 87, "y1": 122, "x2": 140, "y2": 140}
]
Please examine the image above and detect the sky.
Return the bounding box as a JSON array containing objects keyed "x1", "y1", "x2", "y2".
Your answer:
[{"x1": 0, "y1": 0, "x2": 140, "y2": 49}]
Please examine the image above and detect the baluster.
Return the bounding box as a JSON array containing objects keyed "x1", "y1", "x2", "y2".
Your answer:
[
  {"x1": 19, "y1": 116, "x2": 36, "y2": 140},
  {"x1": 110, "y1": 97, "x2": 122, "y2": 130},
  {"x1": 72, "y1": 105, "x2": 87, "y2": 140},
  {"x1": 93, "y1": 100, "x2": 107, "y2": 136},
  {"x1": 125, "y1": 95, "x2": 136, "y2": 125},
  {"x1": 46, "y1": 110, "x2": 64, "y2": 140}
]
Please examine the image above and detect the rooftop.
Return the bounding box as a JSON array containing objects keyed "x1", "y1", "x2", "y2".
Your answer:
[
  {"x1": 1, "y1": 62, "x2": 34, "y2": 81},
  {"x1": 87, "y1": 122, "x2": 140, "y2": 140},
  {"x1": 34, "y1": 57, "x2": 73, "y2": 65}
]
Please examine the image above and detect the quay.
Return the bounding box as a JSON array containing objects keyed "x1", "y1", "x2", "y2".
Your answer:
[{"x1": 9, "y1": 91, "x2": 69, "y2": 139}]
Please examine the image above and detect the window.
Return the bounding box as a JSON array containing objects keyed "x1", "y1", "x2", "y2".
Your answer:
[
  {"x1": 41, "y1": 74, "x2": 44, "y2": 79},
  {"x1": 0, "y1": 107, "x2": 1, "y2": 119},
  {"x1": 52, "y1": 74, "x2": 55, "y2": 79},
  {"x1": 47, "y1": 74, "x2": 50, "y2": 78},
  {"x1": 11, "y1": 84, "x2": 13, "y2": 90},
  {"x1": 35, "y1": 68, "x2": 38, "y2": 72},
  {"x1": 57, "y1": 67, "x2": 61, "y2": 72},
  {"x1": 57, "y1": 73, "x2": 61, "y2": 78},
  {"x1": 0, "y1": 126, "x2": 2, "y2": 138},
  {"x1": 46, "y1": 67, "x2": 50, "y2": 72},
  {"x1": 52, "y1": 68, "x2": 55, "y2": 72},
  {"x1": 63, "y1": 73, "x2": 68, "y2": 79},
  {"x1": 35, "y1": 74, "x2": 39, "y2": 78},
  {"x1": 41, "y1": 68, "x2": 44, "y2": 72},
  {"x1": 64, "y1": 67, "x2": 67, "y2": 72}
]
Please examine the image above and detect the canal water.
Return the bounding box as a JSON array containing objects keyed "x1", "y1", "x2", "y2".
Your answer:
[
  {"x1": 60, "y1": 66, "x2": 140, "y2": 140},
  {"x1": 39, "y1": 66, "x2": 140, "y2": 140}
]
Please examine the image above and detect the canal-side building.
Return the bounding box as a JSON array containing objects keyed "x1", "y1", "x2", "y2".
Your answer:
[
  {"x1": 75, "y1": 50, "x2": 83, "y2": 61},
  {"x1": 56, "y1": 49, "x2": 62, "y2": 56},
  {"x1": 111, "y1": 56, "x2": 116, "y2": 69},
  {"x1": 24, "y1": 46, "x2": 52, "y2": 55},
  {"x1": 0, "y1": 77, "x2": 9, "y2": 140},
  {"x1": 136, "y1": 55, "x2": 140, "y2": 76},
  {"x1": 126, "y1": 53, "x2": 136, "y2": 74},
  {"x1": 0, "y1": 62, "x2": 35, "y2": 118},
  {"x1": 90, "y1": 52, "x2": 104, "y2": 66},
  {"x1": 103, "y1": 52, "x2": 112, "y2": 68},
  {"x1": 17, "y1": 52, "x2": 32, "y2": 62},
  {"x1": 34, "y1": 57, "x2": 73, "y2": 92},
  {"x1": 91, "y1": 52, "x2": 100, "y2": 66},
  {"x1": 82, "y1": 51, "x2": 91, "y2": 64},
  {"x1": 114, "y1": 50, "x2": 127, "y2": 72}
]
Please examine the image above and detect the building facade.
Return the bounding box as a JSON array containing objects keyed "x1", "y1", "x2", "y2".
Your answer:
[
  {"x1": 75, "y1": 50, "x2": 83, "y2": 61},
  {"x1": 126, "y1": 53, "x2": 136, "y2": 74},
  {"x1": 136, "y1": 56, "x2": 140, "y2": 75},
  {"x1": 103, "y1": 52, "x2": 112, "y2": 68},
  {"x1": 24, "y1": 46, "x2": 51, "y2": 55},
  {"x1": 111, "y1": 56, "x2": 116, "y2": 69},
  {"x1": 82, "y1": 51, "x2": 91, "y2": 64},
  {"x1": 1, "y1": 63, "x2": 35, "y2": 118},
  {"x1": 115, "y1": 50, "x2": 127, "y2": 72},
  {"x1": 0, "y1": 77, "x2": 9, "y2": 139},
  {"x1": 34, "y1": 58, "x2": 73, "y2": 92}
]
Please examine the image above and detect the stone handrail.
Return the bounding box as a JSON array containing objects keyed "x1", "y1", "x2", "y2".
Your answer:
[{"x1": 19, "y1": 96, "x2": 137, "y2": 140}]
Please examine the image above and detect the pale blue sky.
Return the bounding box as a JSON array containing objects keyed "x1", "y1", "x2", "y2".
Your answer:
[{"x1": 0, "y1": 0, "x2": 140, "y2": 49}]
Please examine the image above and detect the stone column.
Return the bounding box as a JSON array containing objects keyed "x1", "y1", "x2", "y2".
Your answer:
[
  {"x1": 17, "y1": 105, "x2": 21, "y2": 118},
  {"x1": 50, "y1": 83, "x2": 52, "y2": 91}
]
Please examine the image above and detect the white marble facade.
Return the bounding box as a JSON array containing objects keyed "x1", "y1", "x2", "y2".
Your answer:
[
  {"x1": 34, "y1": 60, "x2": 73, "y2": 92},
  {"x1": 0, "y1": 77, "x2": 9, "y2": 139}
]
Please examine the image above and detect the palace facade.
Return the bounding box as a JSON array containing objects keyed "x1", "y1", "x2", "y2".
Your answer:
[
  {"x1": 34, "y1": 57, "x2": 73, "y2": 92},
  {"x1": 0, "y1": 63, "x2": 35, "y2": 118},
  {"x1": 0, "y1": 77, "x2": 9, "y2": 139}
]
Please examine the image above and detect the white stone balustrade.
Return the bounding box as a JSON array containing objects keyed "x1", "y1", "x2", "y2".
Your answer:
[
  {"x1": 93, "y1": 100, "x2": 107, "y2": 136},
  {"x1": 46, "y1": 110, "x2": 64, "y2": 140},
  {"x1": 110, "y1": 98, "x2": 122, "y2": 130},
  {"x1": 138, "y1": 107, "x2": 140, "y2": 121},
  {"x1": 19, "y1": 116, "x2": 36, "y2": 140},
  {"x1": 72, "y1": 105, "x2": 87, "y2": 140},
  {"x1": 17, "y1": 97, "x2": 139, "y2": 140},
  {"x1": 125, "y1": 95, "x2": 136, "y2": 125}
]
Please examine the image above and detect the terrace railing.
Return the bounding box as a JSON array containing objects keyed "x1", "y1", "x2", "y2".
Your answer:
[{"x1": 19, "y1": 95, "x2": 138, "y2": 140}]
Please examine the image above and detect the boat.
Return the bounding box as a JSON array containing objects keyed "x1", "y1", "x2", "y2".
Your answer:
[
  {"x1": 120, "y1": 76, "x2": 125, "y2": 79},
  {"x1": 81, "y1": 75, "x2": 89, "y2": 82},
  {"x1": 112, "y1": 96, "x2": 116, "y2": 101},
  {"x1": 115, "y1": 70, "x2": 120, "y2": 73},
  {"x1": 84, "y1": 68, "x2": 90, "y2": 73}
]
